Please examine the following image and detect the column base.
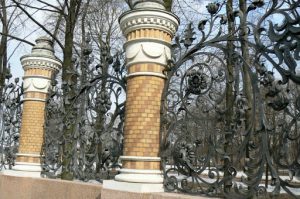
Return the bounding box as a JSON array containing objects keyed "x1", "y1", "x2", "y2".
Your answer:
[
  {"x1": 115, "y1": 168, "x2": 163, "y2": 183},
  {"x1": 103, "y1": 180, "x2": 164, "y2": 193},
  {"x1": 14, "y1": 161, "x2": 42, "y2": 172},
  {"x1": 1, "y1": 162, "x2": 42, "y2": 178},
  {"x1": 104, "y1": 168, "x2": 164, "y2": 193}
]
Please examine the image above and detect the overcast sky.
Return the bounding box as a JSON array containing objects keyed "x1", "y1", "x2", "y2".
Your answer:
[{"x1": 8, "y1": 0, "x2": 59, "y2": 78}]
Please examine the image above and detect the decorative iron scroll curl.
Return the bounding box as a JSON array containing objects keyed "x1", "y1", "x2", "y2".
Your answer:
[
  {"x1": 42, "y1": 35, "x2": 126, "y2": 182},
  {"x1": 161, "y1": 0, "x2": 300, "y2": 198},
  {"x1": 0, "y1": 74, "x2": 23, "y2": 171}
]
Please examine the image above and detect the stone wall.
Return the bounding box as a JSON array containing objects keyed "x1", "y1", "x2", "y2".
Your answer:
[
  {"x1": 0, "y1": 174, "x2": 217, "y2": 199},
  {"x1": 0, "y1": 174, "x2": 101, "y2": 199}
]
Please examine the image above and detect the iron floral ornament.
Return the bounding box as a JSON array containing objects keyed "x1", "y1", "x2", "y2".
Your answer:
[{"x1": 161, "y1": 0, "x2": 300, "y2": 198}]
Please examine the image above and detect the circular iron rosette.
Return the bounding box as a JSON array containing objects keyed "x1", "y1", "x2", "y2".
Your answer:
[{"x1": 168, "y1": 52, "x2": 228, "y2": 121}]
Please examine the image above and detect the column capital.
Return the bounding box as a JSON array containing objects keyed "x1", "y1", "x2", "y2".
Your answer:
[
  {"x1": 20, "y1": 36, "x2": 62, "y2": 72},
  {"x1": 132, "y1": 0, "x2": 165, "y2": 10},
  {"x1": 119, "y1": 9, "x2": 179, "y2": 38},
  {"x1": 20, "y1": 36, "x2": 62, "y2": 100},
  {"x1": 120, "y1": 7, "x2": 179, "y2": 67}
]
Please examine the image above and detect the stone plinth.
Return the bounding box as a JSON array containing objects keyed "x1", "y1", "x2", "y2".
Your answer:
[
  {"x1": 0, "y1": 174, "x2": 219, "y2": 199},
  {"x1": 0, "y1": 174, "x2": 102, "y2": 199}
]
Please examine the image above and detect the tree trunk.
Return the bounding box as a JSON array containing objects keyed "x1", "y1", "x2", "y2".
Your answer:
[
  {"x1": 61, "y1": 0, "x2": 81, "y2": 181},
  {"x1": 239, "y1": 0, "x2": 255, "y2": 193},
  {"x1": 0, "y1": 0, "x2": 8, "y2": 100},
  {"x1": 95, "y1": 39, "x2": 109, "y2": 173},
  {"x1": 224, "y1": 0, "x2": 235, "y2": 193}
]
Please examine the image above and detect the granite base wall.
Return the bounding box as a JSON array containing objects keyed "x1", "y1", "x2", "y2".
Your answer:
[
  {"x1": 0, "y1": 174, "x2": 101, "y2": 199},
  {"x1": 0, "y1": 174, "x2": 215, "y2": 199}
]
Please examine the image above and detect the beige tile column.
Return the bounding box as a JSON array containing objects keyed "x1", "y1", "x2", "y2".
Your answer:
[
  {"x1": 104, "y1": 0, "x2": 179, "y2": 192},
  {"x1": 6, "y1": 37, "x2": 61, "y2": 177}
]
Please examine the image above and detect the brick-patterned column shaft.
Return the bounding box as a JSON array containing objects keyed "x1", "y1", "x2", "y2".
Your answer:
[
  {"x1": 14, "y1": 37, "x2": 61, "y2": 173},
  {"x1": 116, "y1": 1, "x2": 179, "y2": 183},
  {"x1": 123, "y1": 30, "x2": 171, "y2": 170}
]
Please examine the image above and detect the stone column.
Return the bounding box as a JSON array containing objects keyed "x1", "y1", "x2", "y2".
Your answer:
[
  {"x1": 104, "y1": 1, "x2": 179, "y2": 192},
  {"x1": 9, "y1": 37, "x2": 61, "y2": 177}
]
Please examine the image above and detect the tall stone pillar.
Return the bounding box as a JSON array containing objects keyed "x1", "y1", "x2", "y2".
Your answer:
[
  {"x1": 104, "y1": 0, "x2": 179, "y2": 192},
  {"x1": 9, "y1": 37, "x2": 61, "y2": 177}
]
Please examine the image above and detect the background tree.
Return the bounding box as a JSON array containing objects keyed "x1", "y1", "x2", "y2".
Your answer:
[
  {"x1": 0, "y1": 0, "x2": 31, "y2": 99},
  {"x1": 6, "y1": 0, "x2": 127, "y2": 181},
  {"x1": 0, "y1": 0, "x2": 9, "y2": 98}
]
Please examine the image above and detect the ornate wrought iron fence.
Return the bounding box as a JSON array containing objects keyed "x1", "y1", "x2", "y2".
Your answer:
[
  {"x1": 42, "y1": 35, "x2": 126, "y2": 182},
  {"x1": 161, "y1": 0, "x2": 300, "y2": 198},
  {"x1": 1, "y1": 1, "x2": 300, "y2": 198},
  {"x1": 0, "y1": 74, "x2": 23, "y2": 171}
]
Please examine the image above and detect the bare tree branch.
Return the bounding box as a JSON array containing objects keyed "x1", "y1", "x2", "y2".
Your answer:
[
  {"x1": 16, "y1": 3, "x2": 62, "y2": 14},
  {"x1": 11, "y1": 0, "x2": 64, "y2": 50},
  {"x1": 7, "y1": 4, "x2": 19, "y2": 25},
  {"x1": 36, "y1": 0, "x2": 64, "y2": 13},
  {"x1": 52, "y1": 1, "x2": 68, "y2": 43},
  {"x1": 0, "y1": 5, "x2": 15, "y2": 10},
  {"x1": 7, "y1": 27, "x2": 41, "y2": 62},
  {"x1": 124, "y1": 0, "x2": 133, "y2": 9},
  {"x1": 0, "y1": 32, "x2": 34, "y2": 46}
]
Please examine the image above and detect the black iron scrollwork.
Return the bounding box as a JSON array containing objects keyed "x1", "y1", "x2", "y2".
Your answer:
[
  {"x1": 0, "y1": 71, "x2": 23, "y2": 171},
  {"x1": 42, "y1": 35, "x2": 126, "y2": 181},
  {"x1": 161, "y1": 0, "x2": 300, "y2": 198}
]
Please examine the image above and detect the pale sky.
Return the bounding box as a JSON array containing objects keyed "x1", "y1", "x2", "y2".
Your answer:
[
  {"x1": 8, "y1": 0, "x2": 290, "y2": 81},
  {"x1": 8, "y1": 0, "x2": 60, "y2": 78},
  {"x1": 8, "y1": 0, "x2": 211, "y2": 79}
]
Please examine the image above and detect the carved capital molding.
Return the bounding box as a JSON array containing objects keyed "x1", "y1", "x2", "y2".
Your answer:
[
  {"x1": 21, "y1": 36, "x2": 62, "y2": 72},
  {"x1": 21, "y1": 56, "x2": 62, "y2": 72},
  {"x1": 119, "y1": 10, "x2": 179, "y2": 37},
  {"x1": 125, "y1": 40, "x2": 171, "y2": 67},
  {"x1": 23, "y1": 76, "x2": 52, "y2": 94}
]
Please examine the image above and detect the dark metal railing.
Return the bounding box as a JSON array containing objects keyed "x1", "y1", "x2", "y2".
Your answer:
[{"x1": 160, "y1": 0, "x2": 300, "y2": 198}]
